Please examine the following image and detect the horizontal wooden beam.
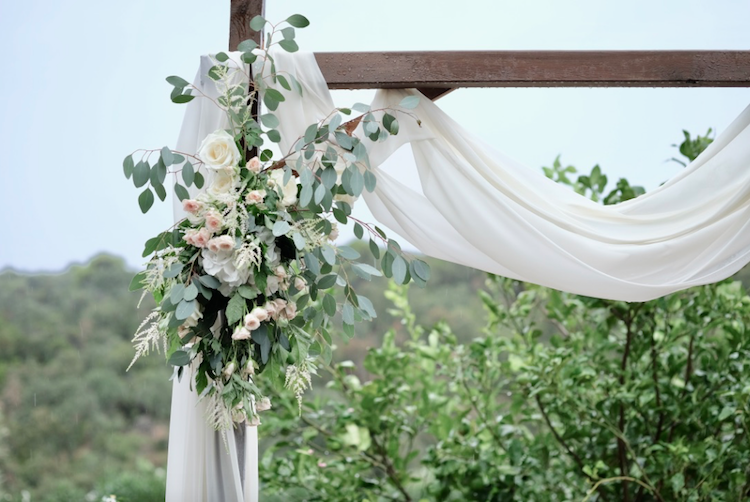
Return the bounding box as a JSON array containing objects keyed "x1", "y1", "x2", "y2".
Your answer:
[{"x1": 314, "y1": 50, "x2": 750, "y2": 89}]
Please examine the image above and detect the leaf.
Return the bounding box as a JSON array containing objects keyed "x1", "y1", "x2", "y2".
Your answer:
[
  {"x1": 260, "y1": 113, "x2": 279, "y2": 128},
  {"x1": 382, "y1": 113, "x2": 399, "y2": 134},
  {"x1": 342, "y1": 303, "x2": 355, "y2": 325},
  {"x1": 160, "y1": 146, "x2": 174, "y2": 166},
  {"x1": 412, "y1": 259, "x2": 431, "y2": 281},
  {"x1": 123, "y1": 155, "x2": 134, "y2": 179},
  {"x1": 132, "y1": 161, "x2": 150, "y2": 188},
  {"x1": 353, "y1": 223, "x2": 364, "y2": 239},
  {"x1": 194, "y1": 172, "x2": 205, "y2": 189},
  {"x1": 279, "y1": 40, "x2": 299, "y2": 53},
  {"x1": 175, "y1": 299, "x2": 196, "y2": 321},
  {"x1": 237, "y1": 39, "x2": 257, "y2": 52},
  {"x1": 364, "y1": 170, "x2": 377, "y2": 192},
  {"x1": 168, "y1": 350, "x2": 191, "y2": 367},
  {"x1": 249, "y1": 15, "x2": 265, "y2": 31},
  {"x1": 172, "y1": 94, "x2": 195, "y2": 104},
  {"x1": 368, "y1": 239, "x2": 380, "y2": 259},
  {"x1": 353, "y1": 263, "x2": 382, "y2": 277},
  {"x1": 292, "y1": 232, "x2": 306, "y2": 250},
  {"x1": 138, "y1": 188, "x2": 154, "y2": 213},
  {"x1": 321, "y1": 245, "x2": 336, "y2": 265},
  {"x1": 272, "y1": 220, "x2": 291, "y2": 237},
  {"x1": 352, "y1": 103, "x2": 370, "y2": 113},
  {"x1": 163, "y1": 262, "x2": 183, "y2": 279},
  {"x1": 266, "y1": 129, "x2": 281, "y2": 143},
  {"x1": 286, "y1": 14, "x2": 310, "y2": 28},
  {"x1": 299, "y1": 185, "x2": 313, "y2": 207},
  {"x1": 166, "y1": 76, "x2": 190, "y2": 88},
  {"x1": 337, "y1": 246, "x2": 361, "y2": 260},
  {"x1": 314, "y1": 183, "x2": 326, "y2": 205},
  {"x1": 169, "y1": 284, "x2": 186, "y2": 304},
  {"x1": 304, "y1": 252, "x2": 320, "y2": 275},
  {"x1": 226, "y1": 293, "x2": 245, "y2": 325},
  {"x1": 174, "y1": 183, "x2": 190, "y2": 201},
  {"x1": 276, "y1": 75, "x2": 291, "y2": 91},
  {"x1": 317, "y1": 275, "x2": 337, "y2": 289},
  {"x1": 153, "y1": 183, "x2": 167, "y2": 202},
  {"x1": 183, "y1": 283, "x2": 198, "y2": 301},
  {"x1": 718, "y1": 406, "x2": 735, "y2": 421},
  {"x1": 238, "y1": 284, "x2": 260, "y2": 299},
  {"x1": 215, "y1": 52, "x2": 229, "y2": 62},
  {"x1": 182, "y1": 160, "x2": 195, "y2": 186},
  {"x1": 252, "y1": 325, "x2": 271, "y2": 364},
  {"x1": 322, "y1": 294, "x2": 337, "y2": 316},
  {"x1": 128, "y1": 271, "x2": 147, "y2": 291},
  {"x1": 198, "y1": 275, "x2": 221, "y2": 289},
  {"x1": 392, "y1": 255, "x2": 407, "y2": 284},
  {"x1": 399, "y1": 95, "x2": 420, "y2": 109}
]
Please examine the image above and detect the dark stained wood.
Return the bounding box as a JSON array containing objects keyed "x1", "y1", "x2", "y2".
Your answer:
[
  {"x1": 314, "y1": 50, "x2": 750, "y2": 88},
  {"x1": 416, "y1": 87, "x2": 456, "y2": 100},
  {"x1": 229, "y1": 0, "x2": 265, "y2": 51}
]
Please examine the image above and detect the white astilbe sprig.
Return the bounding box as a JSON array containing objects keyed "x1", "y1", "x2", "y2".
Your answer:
[
  {"x1": 205, "y1": 388, "x2": 234, "y2": 450},
  {"x1": 235, "y1": 239, "x2": 263, "y2": 271},
  {"x1": 292, "y1": 219, "x2": 329, "y2": 251},
  {"x1": 285, "y1": 358, "x2": 314, "y2": 414},
  {"x1": 127, "y1": 310, "x2": 165, "y2": 371},
  {"x1": 138, "y1": 251, "x2": 179, "y2": 307}
]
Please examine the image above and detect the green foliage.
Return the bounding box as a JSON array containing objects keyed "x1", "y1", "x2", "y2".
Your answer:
[
  {"x1": 0, "y1": 255, "x2": 170, "y2": 501},
  {"x1": 257, "y1": 129, "x2": 750, "y2": 501}
]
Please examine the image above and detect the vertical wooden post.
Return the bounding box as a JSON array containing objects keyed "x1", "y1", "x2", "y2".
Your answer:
[
  {"x1": 229, "y1": 1, "x2": 265, "y2": 490},
  {"x1": 230, "y1": 0, "x2": 265, "y2": 51}
]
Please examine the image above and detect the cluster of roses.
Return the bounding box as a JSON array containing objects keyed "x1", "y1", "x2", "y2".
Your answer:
[
  {"x1": 231, "y1": 295, "x2": 298, "y2": 341},
  {"x1": 170, "y1": 127, "x2": 318, "y2": 423}
]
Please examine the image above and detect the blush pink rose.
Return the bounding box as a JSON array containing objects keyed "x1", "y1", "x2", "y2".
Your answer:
[
  {"x1": 204, "y1": 210, "x2": 224, "y2": 234},
  {"x1": 247, "y1": 156, "x2": 262, "y2": 173},
  {"x1": 245, "y1": 189, "x2": 266, "y2": 205},
  {"x1": 232, "y1": 326, "x2": 252, "y2": 340},
  {"x1": 243, "y1": 314, "x2": 261, "y2": 331},
  {"x1": 249, "y1": 306, "x2": 269, "y2": 322},
  {"x1": 182, "y1": 199, "x2": 202, "y2": 214},
  {"x1": 207, "y1": 235, "x2": 235, "y2": 254}
]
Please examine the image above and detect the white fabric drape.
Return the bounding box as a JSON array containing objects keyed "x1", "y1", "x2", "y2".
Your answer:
[
  {"x1": 166, "y1": 54, "x2": 258, "y2": 502},
  {"x1": 269, "y1": 51, "x2": 750, "y2": 302}
]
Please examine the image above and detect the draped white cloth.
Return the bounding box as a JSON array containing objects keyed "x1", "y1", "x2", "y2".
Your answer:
[
  {"x1": 269, "y1": 51, "x2": 750, "y2": 302},
  {"x1": 166, "y1": 50, "x2": 750, "y2": 500}
]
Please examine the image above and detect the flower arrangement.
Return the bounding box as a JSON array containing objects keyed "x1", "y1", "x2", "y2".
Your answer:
[{"x1": 123, "y1": 14, "x2": 430, "y2": 431}]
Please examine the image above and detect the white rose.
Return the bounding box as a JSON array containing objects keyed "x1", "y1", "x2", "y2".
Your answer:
[
  {"x1": 294, "y1": 277, "x2": 306, "y2": 292},
  {"x1": 328, "y1": 223, "x2": 339, "y2": 241},
  {"x1": 198, "y1": 130, "x2": 241, "y2": 170},
  {"x1": 208, "y1": 169, "x2": 239, "y2": 197},
  {"x1": 232, "y1": 326, "x2": 252, "y2": 340},
  {"x1": 256, "y1": 397, "x2": 272, "y2": 412},
  {"x1": 222, "y1": 362, "x2": 236, "y2": 380},
  {"x1": 275, "y1": 265, "x2": 288, "y2": 280},
  {"x1": 250, "y1": 306, "x2": 269, "y2": 322},
  {"x1": 201, "y1": 247, "x2": 250, "y2": 295},
  {"x1": 264, "y1": 276, "x2": 281, "y2": 296},
  {"x1": 269, "y1": 170, "x2": 298, "y2": 207},
  {"x1": 243, "y1": 314, "x2": 261, "y2": 331}
]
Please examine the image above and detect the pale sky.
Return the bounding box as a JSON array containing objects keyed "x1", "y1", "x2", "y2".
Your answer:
[{"x1": 1, "y1": 0, "x2": 749, "y2": 272}]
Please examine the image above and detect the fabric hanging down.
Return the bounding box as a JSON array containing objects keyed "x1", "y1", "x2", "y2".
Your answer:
[{"x1": 165, "y1": 50, "x2": 750, "y2": 500}]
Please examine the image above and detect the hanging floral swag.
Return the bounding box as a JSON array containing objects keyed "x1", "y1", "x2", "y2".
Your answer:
[{"x1": 123, "y1": 14, "x2": 430, "y2": 431}]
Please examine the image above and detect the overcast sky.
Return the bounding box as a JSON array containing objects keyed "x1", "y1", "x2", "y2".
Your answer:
[{"x1": 1, "y1": 0, "x2": 748, "y2": 273}]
